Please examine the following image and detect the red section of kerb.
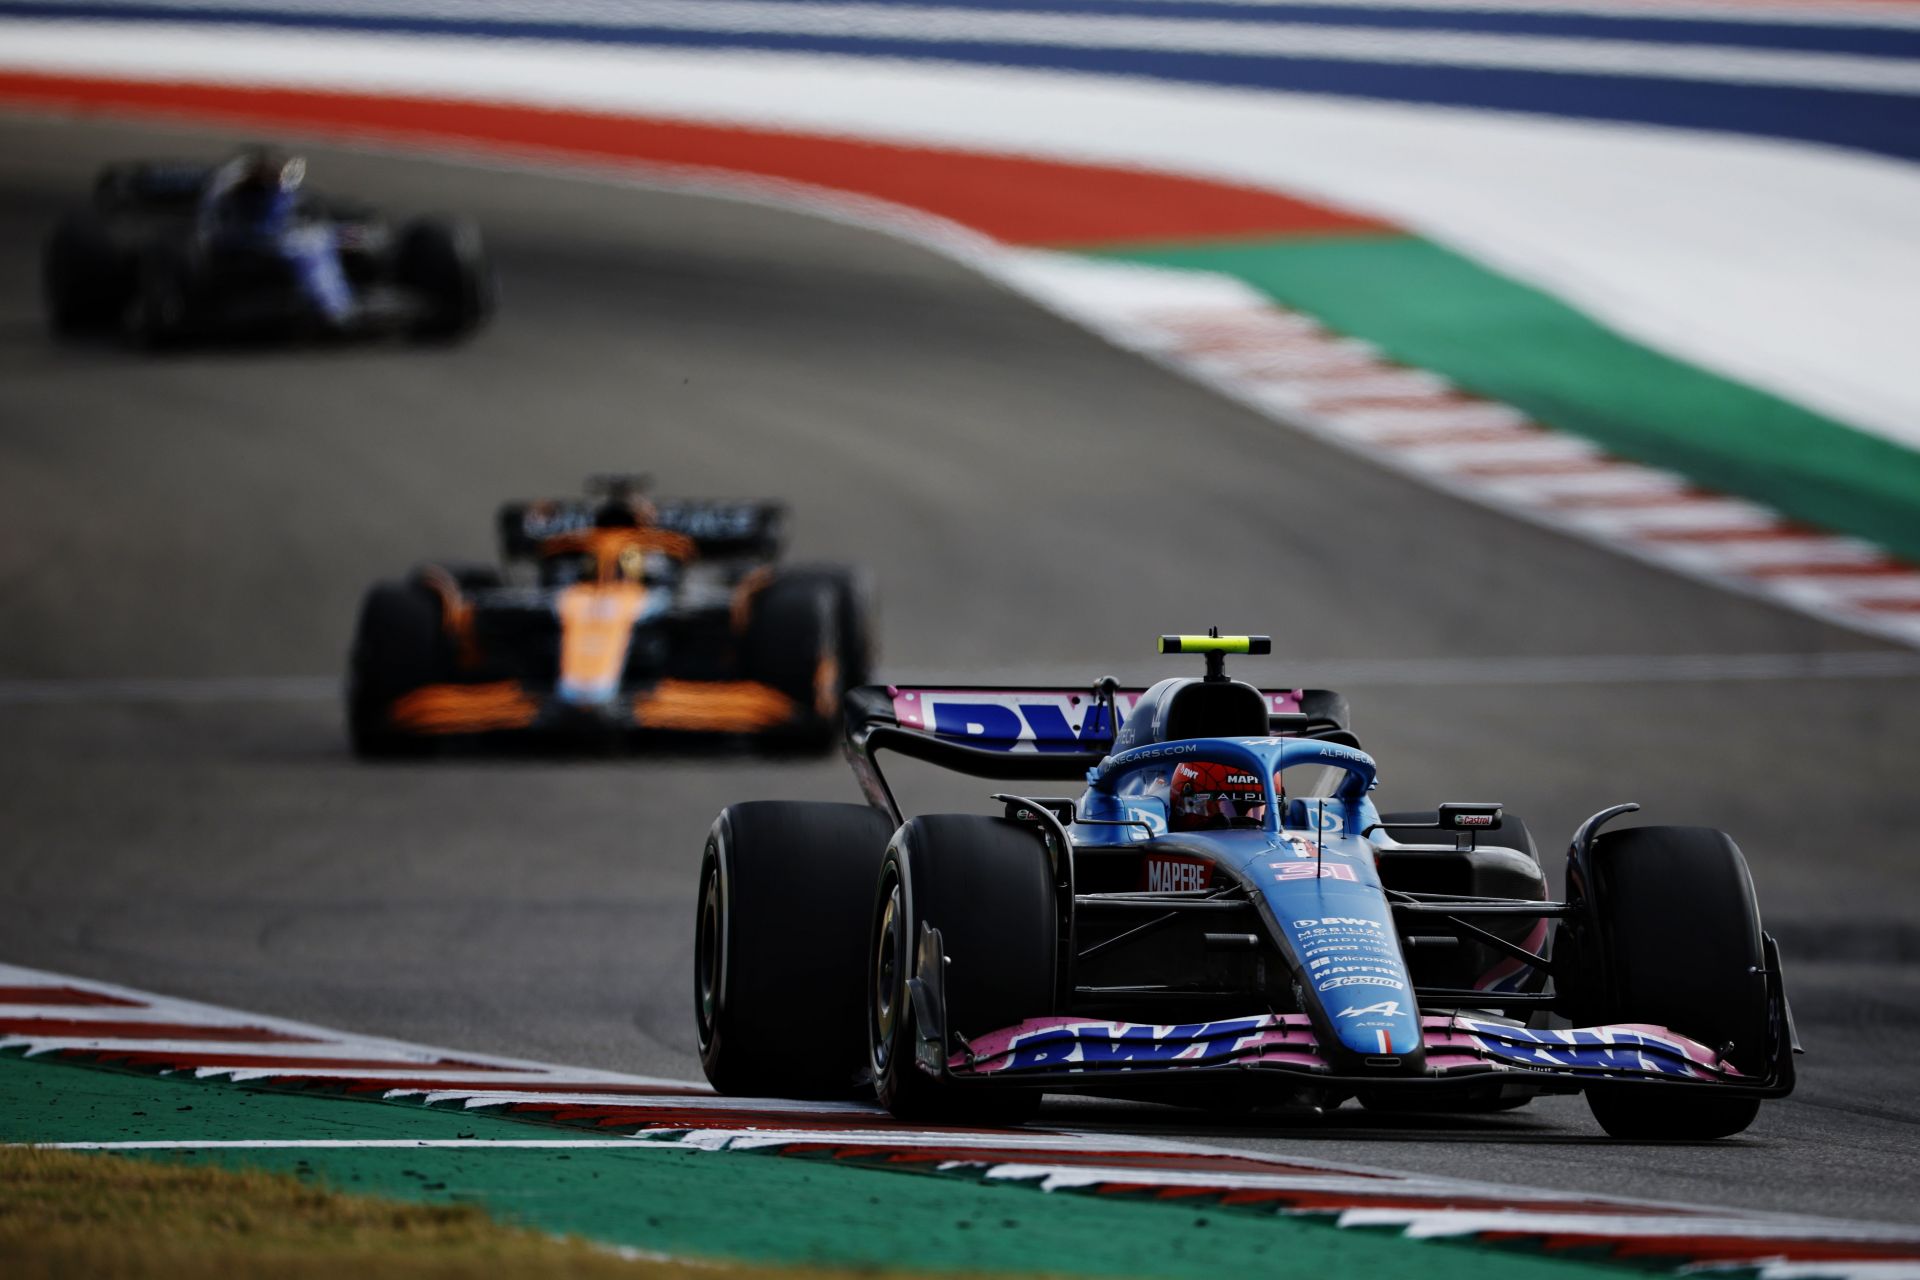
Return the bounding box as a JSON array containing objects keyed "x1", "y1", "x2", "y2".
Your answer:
[
  {"x1": 0, "y1": 985, "x2": 143, "y2": 1007},
  {"x1": 0, "y1": 1017, "x2": 318, "y2": 1042},
  {"x1": 56, "y1": 1049, "x2": 518, "y2": 1071},
  {"x1": 267, "y1": 1077, "x2": 716, "y2": 1097},
  {"x1": 0, "y1": 71, "x2": 1387, "y2": 247}
]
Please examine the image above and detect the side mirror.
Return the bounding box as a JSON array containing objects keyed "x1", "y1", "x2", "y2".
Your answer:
[
  {"x1": 1438, "y1": 802, "x2": 1502, "y2": 831},
  {"x1": 1003, "y1": 796, "x2": 1076, "y2": 827}
]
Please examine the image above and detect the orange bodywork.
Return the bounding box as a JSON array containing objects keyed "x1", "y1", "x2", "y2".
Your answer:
[
  {"x1": 537, "y1": 526, "x2": 694, "y2": 704},
  {"x1": 416, "y1": 565, "x2": 483, "y2": 669},
  {"x1": 389, "y1": 681, "x2": 540, "y2": 734},
  {"x1": 555, "y1": 581, "x2": 650, "y2": 702},
  {"x1": 633, "y1": 680, "x2": 796, "y2": 733}
]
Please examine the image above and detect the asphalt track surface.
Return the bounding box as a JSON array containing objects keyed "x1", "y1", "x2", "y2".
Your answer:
[{"x1": 3, "y1": 112, "x2": 1918, "y2": 1226}]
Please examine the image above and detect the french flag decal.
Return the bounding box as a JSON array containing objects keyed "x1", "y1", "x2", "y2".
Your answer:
[{"x1": 1376, "y1": 1029, "x2": 1394, "y2": 1053}]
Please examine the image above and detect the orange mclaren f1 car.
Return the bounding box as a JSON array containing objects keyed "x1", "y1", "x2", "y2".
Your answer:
[{"x1": 346, "y1": 477, "x2": 873, "y2": 757}]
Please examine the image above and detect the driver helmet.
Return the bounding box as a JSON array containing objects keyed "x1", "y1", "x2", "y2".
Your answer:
[
  {"x1": 593, "y1": 494, "x2": 657, "y2": 529},
  {"x1": 233, "y1": 147, "x2": 305, "y2": 195},
  {"x1": 1168, "y1": 760, "x2": 1267, "y2": 832}
]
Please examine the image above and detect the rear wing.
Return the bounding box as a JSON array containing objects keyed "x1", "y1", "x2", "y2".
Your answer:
[
  {"x1": 495, "y1": 499, "x2": 786, "y2": 561},
  {"x1": 94, "y1": 161, "x2": 214, "y2": 211},
  {"x1": 844, "y1": 683, "x2": 1349, "y2": 821}
]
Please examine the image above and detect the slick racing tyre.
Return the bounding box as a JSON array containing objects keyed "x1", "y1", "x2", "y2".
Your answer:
[
  {"x1": 870, "y1": 815, "x2": 1056, "y2": 1125},
  {"x1": 345, "y1": 581, "x2": 450, "y2": 759},
  {"x1": 418, "y1": 562, "x2": 502, "y2": 594},
  {"x1": 1570, "y1": 825, "x2": 1769, "y2": 1140},
  {"x1": 778, "y1": 565, "x2": 877, "y2": 691},
  {"x1": 42, "y1": 213, "x2": 132, "y2": 337},
  {"x1": 396, "y1": 218, "x2": 492, "y2": 341},
  {"x1": 742, "y1": 574, "x2": 842, "y2": 753},
  {"x1": 695, "y1": 801, "x2": 897, "y2": 1098}
]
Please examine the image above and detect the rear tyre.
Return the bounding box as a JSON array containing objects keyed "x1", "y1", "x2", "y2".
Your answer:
[
  {"x1": 871, "y1": 815, "x2": 1055, "y2": 1124},
  {"x1": 742, "y1": 575, "x2": 841, "y2": 753},
  {"x1": 346, "y1": 581, "x2": 448, "y2": 759},
  {"x1": 695, "y1": 801, "x2": 897, "y2": 1098},
  {"x1": 42, "y1": 213, "x2": 131, "y2": 337},
  {"x1": 1571, "y1": 825, "x2": 1768, "y2": 1140},
  {"x1": 396, "y1": 218, "x2": 492, "y2": 340}
]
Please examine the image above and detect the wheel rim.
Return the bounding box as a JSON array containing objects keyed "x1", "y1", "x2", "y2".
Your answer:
[
  {"x1": 694, "y1": 848, "x2": 724, "y2": 1046},
  {"x1": 870, "y1": 877, "x2": 904, "y2": 1076}
]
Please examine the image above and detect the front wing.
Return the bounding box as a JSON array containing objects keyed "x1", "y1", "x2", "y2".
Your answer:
[
  {"x1": 944, "y1": 1012, "x2": 1789, "y2": 1096},
  {"x1": 381, "y1": 678, "x2": 808, "y2": 738}
]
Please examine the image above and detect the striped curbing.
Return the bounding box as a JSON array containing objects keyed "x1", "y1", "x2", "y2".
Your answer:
[
  {"x1": 1000, "y1": 251, "x2": 1920, "y2": 649},
  {"x1": 6, "y1": 962, "x2": 1920, "y2": 1278}
]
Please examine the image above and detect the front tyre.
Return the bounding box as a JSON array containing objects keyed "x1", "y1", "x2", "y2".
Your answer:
[
  {"x1": 695, "y1": 801, "x2": 896, "y2": 1099},
  {"x1": 742, "y1": 575, "x2": 842, "y2": 754},
  {"x1": 779, "y1": 564, "x2": 877, "y2": 690},
  {"x1": 345, "y1": 581, "x2": 448, "y2": 759},
  {"x1": 870, "y1": 815, "x2": 1055, "y2": 1124},
  {"x1": 1571, "y1": 825, "x2": 1769, "y2": 1140},
  {"x1": 396, "y1": 217, "x2": 492, "y2": 341}
]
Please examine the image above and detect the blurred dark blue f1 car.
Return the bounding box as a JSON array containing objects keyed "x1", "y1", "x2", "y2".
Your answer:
[
  {"x1": 43, "y1": 149, "x2": 492, "y2": 346},
  {"x1": 694, "y1": 635, "x2": 1799, "y2": 1138}
]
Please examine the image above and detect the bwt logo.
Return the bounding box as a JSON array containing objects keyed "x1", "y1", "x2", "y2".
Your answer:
[{"x1": 929, "y1": 701, "x2": 1119, "y2": 752}]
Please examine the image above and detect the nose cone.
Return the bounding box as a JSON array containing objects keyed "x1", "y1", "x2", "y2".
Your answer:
[
  {"x1": 1326, "y1": 991, "x2": 1424, "y2": 1064},
  {"x1": 555, "y1": 583, "x2": 647, "y2": 704},
  {"x1": 1278, "y1": 897, "x2": 1425, "y2": 1070}
]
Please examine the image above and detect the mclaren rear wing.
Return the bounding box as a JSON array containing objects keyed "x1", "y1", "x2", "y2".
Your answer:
[
  {"x1": 844, "y1": 683, "x2": 1348, "y2": 822},
  {"x1": 496, "y1": 498, "x2": 786, "y2": 561}
]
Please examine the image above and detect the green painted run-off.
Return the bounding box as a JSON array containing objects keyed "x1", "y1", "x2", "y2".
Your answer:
[
  {"x1": 0, "y1": 1050, "x2": 1656, "y2": 1278},
  {"x1": 1089, "y1": 234, "x2": 1920, "y2": 565}
]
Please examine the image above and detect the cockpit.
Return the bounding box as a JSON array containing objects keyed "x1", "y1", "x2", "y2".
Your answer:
[{"x1": 535, "y1": 527, "x2": 695, "y2": 589}]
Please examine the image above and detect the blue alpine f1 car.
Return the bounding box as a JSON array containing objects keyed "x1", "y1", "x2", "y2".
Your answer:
[{"x1": 694, "y1": 635, "x2": 1798, "y2": 1138}]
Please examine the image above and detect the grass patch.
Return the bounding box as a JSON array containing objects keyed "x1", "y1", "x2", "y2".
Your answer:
[{"x1": 0, "y1": 1144, "x2": 910, "y2": 1280}]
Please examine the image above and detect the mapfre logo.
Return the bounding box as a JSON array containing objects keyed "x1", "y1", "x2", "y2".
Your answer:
[{"x1": 1143, "y1": 857, "x2": 1210, "y2": 893}]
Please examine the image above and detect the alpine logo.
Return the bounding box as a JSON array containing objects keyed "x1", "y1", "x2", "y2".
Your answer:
[{"x1": 1338, "y1": 1001, "x2": 1402, "y2": 1018}]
